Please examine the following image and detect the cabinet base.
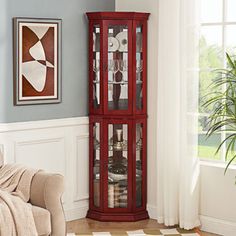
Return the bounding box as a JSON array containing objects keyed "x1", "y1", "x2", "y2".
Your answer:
[{"x1": 86, "y1": 209, "x2": 149, "y2": 222}]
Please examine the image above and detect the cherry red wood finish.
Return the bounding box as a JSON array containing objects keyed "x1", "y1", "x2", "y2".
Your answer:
[
  {"x1": 86, "y1": 12, "x2": 149, "y2": 21},
  {"x1": 86, "y1": 12, "x2": 150, "y2": 222}
]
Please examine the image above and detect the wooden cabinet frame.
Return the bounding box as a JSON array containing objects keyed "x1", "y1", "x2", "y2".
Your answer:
[{"x1": 87, "y1": 12, "x2": 150, "y2": 222}]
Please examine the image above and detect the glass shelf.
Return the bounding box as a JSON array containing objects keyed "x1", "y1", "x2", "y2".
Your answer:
[
  {"x1": 94, "y1": 138, "x2": 143, "y2": 151},
  {"x1": 92, "y1": 80, "x2": 142, "y2": 85},
  {"x1": 108, "y1": 139, "x2": 128, "y2": 151},
  {"x1": 108, "y1": 81, "x2": 128, "y2": 85},
  {"x1": 93, "y1": 80, "x2": 100, "y2": 84},
  {"x1": 108, "y1": 51, "x2": 128, "y2": 53},
  {"x1": 108, "y1": 172, "x2": 127, "y2": 182}
]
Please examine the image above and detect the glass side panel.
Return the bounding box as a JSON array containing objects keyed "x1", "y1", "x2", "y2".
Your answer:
[
  {"x1": 107, "y1": 123, "x2": 128, "y2": 208},
  {"x1": 93, "y1": 122, "x2": 100, "y2": 207},
  {"x1": 93, "y1": 25, "x2": 100, "y2": 109},
  {"x1": 108, "y1": 25, "x2": 129, "y2": 111},
  {"x1": 136, "y1": 123, "x2": 143, "y2": 208},
  {"x1": 136, "y1": 25, "x2": 143, "y2": 110}
]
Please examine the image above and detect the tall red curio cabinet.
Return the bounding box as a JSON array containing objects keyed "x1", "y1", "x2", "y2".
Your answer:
[{"x1": 86, "y1": 12, "x2": 150, "y2": 221}]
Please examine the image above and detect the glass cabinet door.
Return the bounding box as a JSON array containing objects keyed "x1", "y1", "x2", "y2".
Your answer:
[
  {"x1": 107, "y1": 123, "x2": 128, "y2": 209},
  {"x1": 134, "y1": 120, "x2": 146, "y2": 210},
  {"x1": 90, "y1": 23, "x2": 101, "y2": 113},
  {"x1": 105, "y1": 21, "x2": 132, "y2": 114},
  {"x1": 136, "y1": 24, "x2": 143, "y2": 111},
  {"x1": 93, "y1": 122, "x2": 100, "y2": 207},
  {"x1": 134, "y1": 21, "x2": 147, "y2": 114},
  {"x1": 135, "y1": 123, "x2": 143, "y2": 208}
]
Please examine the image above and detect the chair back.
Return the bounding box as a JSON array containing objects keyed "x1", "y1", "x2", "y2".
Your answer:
[{"x1": 0, "y1": 147, "x2": 4, "y2": 167}]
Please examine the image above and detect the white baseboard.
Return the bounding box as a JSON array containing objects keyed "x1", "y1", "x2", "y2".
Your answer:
[
  {"x1": 65, "y1": 205, "x2": 89, "y2": 222},
  {"x1": 200, "y1": 215, "x2": 236, "y2": 236},
  {"x1": 146, "y1": 206, "x2": 236, "y2": 236}
]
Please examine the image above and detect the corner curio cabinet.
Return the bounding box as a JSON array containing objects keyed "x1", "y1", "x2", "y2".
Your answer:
[{"x1": 86, "y1": 12, "x2": 150, "y2": 221}]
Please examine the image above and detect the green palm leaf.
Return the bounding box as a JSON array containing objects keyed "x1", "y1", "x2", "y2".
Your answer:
[{"x1": 203, "y1": 52, "x2": 236, "y2": 174}]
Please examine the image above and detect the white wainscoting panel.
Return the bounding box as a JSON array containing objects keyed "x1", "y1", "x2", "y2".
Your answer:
[
  {"x1": 74, "y1": 134, "x2": 89, "y2": 203},
  {"x1": 0, "y1": 117, "x2": 89, "y2": 221},
  {"x1": 14, "y1": 137, "x2": 66, "y2": 174}
]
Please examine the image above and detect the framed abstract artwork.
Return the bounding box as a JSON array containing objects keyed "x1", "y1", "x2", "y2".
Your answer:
[{"x1": 13, "y1": 18, "x2": 62, "y2": 105}]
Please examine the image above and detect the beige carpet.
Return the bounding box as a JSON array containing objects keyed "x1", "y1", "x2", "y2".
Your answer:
[{"x1": 67, "y1": 227, "x2": 200, "y2": 236}]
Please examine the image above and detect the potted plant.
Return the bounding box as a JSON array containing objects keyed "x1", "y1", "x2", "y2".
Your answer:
[{"x1": 204, "y1": 53, "x2": 236, "y2": 173}]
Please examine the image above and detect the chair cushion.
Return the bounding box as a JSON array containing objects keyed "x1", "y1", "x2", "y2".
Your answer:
[{"x1": 32, "y1": 205, "x2": 51, "y2": 236}]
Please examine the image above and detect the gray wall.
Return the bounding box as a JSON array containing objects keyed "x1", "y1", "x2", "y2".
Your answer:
[{"x1": 0, "y1": 0, "x2": 115, "y2": 123}]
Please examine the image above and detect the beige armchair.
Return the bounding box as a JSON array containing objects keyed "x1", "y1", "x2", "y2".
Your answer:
[
  {"x1": 0, "y1": 151, "x2": 65, "y2": 235},
  {"x1": 30, "y1": 171, "x2": 66, "y2": 236}
]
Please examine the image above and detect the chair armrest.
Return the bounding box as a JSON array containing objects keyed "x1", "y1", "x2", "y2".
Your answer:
[{"x1": 30, "y1": 171, "x2": 66, "y2": 236}]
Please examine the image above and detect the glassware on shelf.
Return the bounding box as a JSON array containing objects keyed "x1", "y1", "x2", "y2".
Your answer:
[
  {"x1": 108, "y1": 136, "x2": 113, "y2": 150},
  {"x1": 122, "y1": 139, "x2": 128, "y2": 151},
  {"x1": 108, "y1": 127, "x2": 128, "y2": 179},
  {"x1": 108, "y1": 159, "x2": 127, "y2": 176},
  {"x1": 108, "y1": 140, "x2": 128, "y2": 151},
  {"x1": 136, "y1": 60, "x2": 143, "y2": 73},
  {"x1": 108, "y1": 59, "x2": 119, "y2": 82},
  {"x1": 93, "y1": 125, "x2": 100, "y2": 150},
  {"x1": 108, "y1": 129, "x2": 128, "y2": 151},
  {"x1": 136, "y1": 60, "x2": 143, "y2": 83},
  {"x1": 108, "y1": 139, "x2": 128, "y2": 177},
  {"x1": 136, "y1": 125, "x2": 143, "y2": 150},
  {"x1": 118, "y1": 60, "x2": 128, "y2": 84},
  {"x1": 136, "y1": 160, "x2": 142, "y2": 171},
  {"x1": 94, "y1": 139, "x2": 100, "y2": 150},
  {"x1": 136, "y1": 138, "x2": 142, "y2": 151},
  {"x1": 113, "y1": 129, "x2": 123, "y2": 151},
  {"x1": 93, "y1": 59, "x2": 100, "y2": 83},
  {"x1": 108, "y1": 155, "x2": 127, "y2": 167},
  {"x1": 94, "y1": 159, "x2": 100, "y2": 180}
]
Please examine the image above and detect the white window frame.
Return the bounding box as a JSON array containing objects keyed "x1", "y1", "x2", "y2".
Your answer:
[{"x1": 199, "y1": 0, "x2": 236, "y2": 163}]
